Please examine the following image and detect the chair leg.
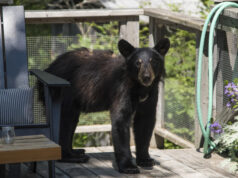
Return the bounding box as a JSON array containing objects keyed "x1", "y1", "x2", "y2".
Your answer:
[
  {"x1": 48, "y1": 160, "x2": 55, "y2": 178},
  {"x1": 0, "y1": 164, "x2": 5, "y2": 178},
  {"x1": 9, "y1": 163, "x2": 21, "y2": 178}
]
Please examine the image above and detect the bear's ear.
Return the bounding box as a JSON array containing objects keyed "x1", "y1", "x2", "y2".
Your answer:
[
  {"x1": 154, "y1": 38, "x2": 170, "y2": 56},
  {"x1": 118, "y1": 39, "x2": 135, "y2": 58}
]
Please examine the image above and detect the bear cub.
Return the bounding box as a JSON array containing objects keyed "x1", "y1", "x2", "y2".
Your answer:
[{"x1": 44, "y1": 38, "x2": 170, "y2": 174}]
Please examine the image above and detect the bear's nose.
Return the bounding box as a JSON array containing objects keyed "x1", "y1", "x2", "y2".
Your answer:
[{"x1": 142, "y1": 73, "x2": 151, "y2": 83}]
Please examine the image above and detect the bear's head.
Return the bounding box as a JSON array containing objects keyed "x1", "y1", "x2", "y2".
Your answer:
[{"x1": 118, "y1": 38, "x2": 170, "y2": 87}]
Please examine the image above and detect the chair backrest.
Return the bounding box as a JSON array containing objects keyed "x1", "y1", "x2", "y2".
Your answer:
[
  {"x1": 0, "y1": 5, "x2": 29, "y2": 89},
  {"x1": 0, "y1": 6, "x2": 35, "y2": 127}
]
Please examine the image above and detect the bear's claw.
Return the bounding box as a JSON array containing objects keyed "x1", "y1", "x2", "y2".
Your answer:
[
  {"x1": 119, "y1": 166, "x2": 140, "y2": 174},
  {"x1": 136, "y1": 158, "x2": 155, "y2": 168}
]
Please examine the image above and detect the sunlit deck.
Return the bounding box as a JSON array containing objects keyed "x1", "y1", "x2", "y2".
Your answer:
[{"x1": 15, "y1": 146, "x2": 237, "y2": 178}]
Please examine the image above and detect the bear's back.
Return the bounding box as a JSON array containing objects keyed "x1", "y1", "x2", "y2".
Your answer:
[
  {"x1": 46, "y1": 48, "x2": 130, "y2": 112},
  {"x1": 46, "y1": 48, "x2": 124, "y2": 80}
]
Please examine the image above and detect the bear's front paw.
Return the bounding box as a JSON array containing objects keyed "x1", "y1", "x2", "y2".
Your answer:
[
  {"x1": 136, "y1": 158, "x2": 155, "y2": 168},
  {"x1": 118, "y1": 161, "x2": 140, "y2": 174}
]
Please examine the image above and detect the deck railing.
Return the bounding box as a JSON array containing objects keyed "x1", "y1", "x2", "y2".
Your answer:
[{"x1": 25, "y1": 7, "x2": 238, "y2": 149}]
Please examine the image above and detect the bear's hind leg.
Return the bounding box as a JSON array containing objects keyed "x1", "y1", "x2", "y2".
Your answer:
[
  {"x1": 68, "y1": 111, "x2": 89, "y2": 162},
  {"x1": 59, "y1": 97, "x2": 89, "y2": 163}
]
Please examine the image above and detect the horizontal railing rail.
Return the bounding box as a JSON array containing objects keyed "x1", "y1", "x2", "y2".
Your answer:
[
  {"x1": 25, "y1": 9, "x2": 144, "y2": 23},
  {"x1": 144, "y1": 8, "x2": 205, "y2": 32},
  {"x1": 25, "y1": 8, "x2": 204, "y2": 31}
]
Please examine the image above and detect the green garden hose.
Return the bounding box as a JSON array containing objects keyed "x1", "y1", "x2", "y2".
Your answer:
[{"x1": 196, "y1": 1, "x2": 238, "y2": 157}]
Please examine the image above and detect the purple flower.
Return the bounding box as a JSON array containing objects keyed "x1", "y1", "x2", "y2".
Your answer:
[
  {"x1": 224, "y1": 89, "x2": 229, "y2": 95},
  {"x1": 231, "y1": 82, "x2": 237, "y2": 88},
  {"x1": 225, "y1": 83, "x2": 232, "y2": 88},
  {"x1": 227, "y1": 91, "x2": 234, "y2": 97},
  {"x1": 225, "y1": 81, "x2": 238, "y2": 109},
  {"x1": 225, "y1": 82, "x2": 237, "y2": 89},
  {"x1": 210, "y1": 122, "x2": 223, "y2": 134},
  {"x1": 226, "y1": 102, "x2": 231, "y2": 108}
]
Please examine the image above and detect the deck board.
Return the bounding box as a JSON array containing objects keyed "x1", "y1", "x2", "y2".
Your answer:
[
  {"x1": 162, "y1": 149, "x2": 235, "y2": 177},
  {"x1": 16, "y1": 146, "x2": 237, "y2": 177}
]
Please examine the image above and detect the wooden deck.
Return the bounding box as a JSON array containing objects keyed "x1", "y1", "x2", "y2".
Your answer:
[{"x1": 16, "y1": 146, "x2": 237, "y2": 178}]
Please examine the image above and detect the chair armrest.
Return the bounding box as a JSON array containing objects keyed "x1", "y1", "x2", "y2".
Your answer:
[{"x1": 29, "y1": 69, "x2": 70, "y2": 87}]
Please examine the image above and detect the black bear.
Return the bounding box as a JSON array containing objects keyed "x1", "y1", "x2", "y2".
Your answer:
[{"x1": 44, "y1": 38, "x2": 170, "y2": 174}]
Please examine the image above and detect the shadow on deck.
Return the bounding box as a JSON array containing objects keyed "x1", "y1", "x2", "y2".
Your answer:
[{"x1": 20, "y1": 146, "x2": 236, "y2": 178}]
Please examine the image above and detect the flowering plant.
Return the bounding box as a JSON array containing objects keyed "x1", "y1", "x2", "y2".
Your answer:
[
  {"x1": 224, "y1": 80, "x2": 238, "y2": 109},
  {"x1": 213, "y1": 80, "x2": 238, "y2": 173},
  {"x1": 215, "y1": 117, "x2": 238, "y2": 165},
  {"x1": 210, "y1": 122, "x2": 223, "y2": 134}
]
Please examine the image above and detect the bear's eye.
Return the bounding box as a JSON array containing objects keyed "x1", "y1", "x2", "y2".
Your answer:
[{"x1": 135, "y1": 59, "x2": 142, "y2": 68}]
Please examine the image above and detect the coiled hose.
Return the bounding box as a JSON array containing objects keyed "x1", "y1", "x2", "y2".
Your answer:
[{"x1": 196, "y1": 1, "x2": 238, "y2": 157}]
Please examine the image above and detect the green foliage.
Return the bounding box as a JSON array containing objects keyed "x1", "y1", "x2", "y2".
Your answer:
[
  {"x1": 164, "y1": 139, "x2": 181, "y2": 149},
  {"x1": 14, "y1": 0, "x2": 51, "y2": 10},
  {"x1": 27, "y1": 36, "x2": 58, "y2": 70},
  {"x1": 68, "y1": 22, "x2": 119, "y2": 53},
  {"x1": 166, "y1": 30, "x2": 196, "y2": 79},
  {"x1": 164, "y1": 29, "x2": 196, "y2": 142},
  {"x1": 199, "y1": 0, "x2": 214, "y2": 19},
  {"x1": 78, "y1": 112, "x2": 110, "y2": 126},
  {"x1": 91, "y1": 22, "x2": 118, "y2": 36},
  {"x1": 73, "y1": 133, "x2": 93, "y2": 147},
  {"x1": 73, "y1": 132, "x2": 111, "y2": 147},
  {"x1": 68, "y1": 34, "x2": 119, "y2": 53},
  {"x1": 140, "y1": 22, "x2": 149, "y2": 47},
  {"x1": 139, "y1": 0, "x2": 151, "y2": 8},
  {"x1": 26, "y1": 24, "x2": 51, "y2": 37},
  {"x1": 167, "y1": 3, "x2": 183, "y2": 13}
]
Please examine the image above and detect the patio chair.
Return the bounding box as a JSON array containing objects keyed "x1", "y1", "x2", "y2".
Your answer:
[{"x1": 0, "y1": 5, "x2": 70, "y2": 178}]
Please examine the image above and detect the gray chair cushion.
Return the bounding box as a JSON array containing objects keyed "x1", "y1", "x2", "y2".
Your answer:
[{"x1": 0, "y1": 88, "x2": 34, "y2": 126}]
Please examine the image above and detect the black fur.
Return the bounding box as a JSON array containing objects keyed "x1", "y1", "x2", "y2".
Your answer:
[{"x1": 43, "y1": 39, "x2": 170, "y2": 174}]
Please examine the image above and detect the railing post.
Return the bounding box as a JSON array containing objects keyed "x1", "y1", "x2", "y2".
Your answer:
[
  {"x1": 149, "y1": 17, "x2": 166, "y2": 149},
  {"x1": 195, "y1": 31, "x2": 209, "y2": 148},
  {"x1": 119, "y1": 16, "x2": 139, "y2": 47},
  {"x1": 119, "y1": 20, "x2": 127, "y2": 40}
]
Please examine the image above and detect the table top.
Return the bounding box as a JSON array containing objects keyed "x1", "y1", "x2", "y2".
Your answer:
[{"x1": 0, "y1": 134, "x2": 61, "y2": 164}]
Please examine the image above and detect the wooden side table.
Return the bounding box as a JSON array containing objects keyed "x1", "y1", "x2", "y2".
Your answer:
[{"x1": 0, "y1": 135, "x2": 61, "y2": 177}]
